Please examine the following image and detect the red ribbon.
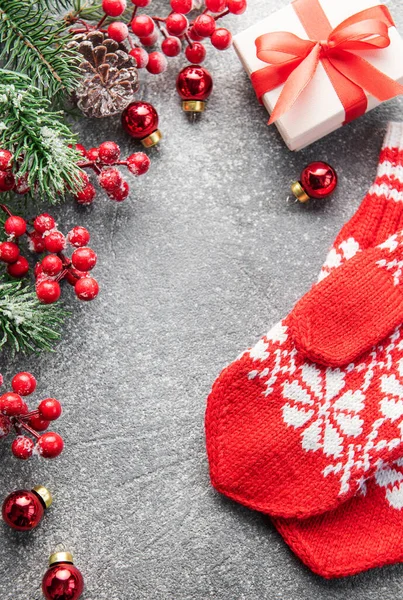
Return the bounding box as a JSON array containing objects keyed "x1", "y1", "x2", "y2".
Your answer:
[{"x1": 250, "y1": 0, "x2": 403, "y2": 125}]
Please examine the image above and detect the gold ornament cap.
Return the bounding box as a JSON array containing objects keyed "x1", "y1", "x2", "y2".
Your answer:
[
  {"x1": 32, "y1": 485, "x2": 52, "y2": 509},
  {"x1": 291, "y1": 181, "x2": 310, "y2": 203},
  {"x1": 141, "y1": 129, "x2": 162, "y2": 148},
  {"x1": 182, "y1": 100, "x2": 205, "y2": 113},
  {"x1": 49, "y1": 551, "x2": 74, "y2": 566}
]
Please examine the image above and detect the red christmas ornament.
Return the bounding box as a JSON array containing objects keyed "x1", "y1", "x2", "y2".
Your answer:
[
  {"x1": 121, "y1": 101, "x2": 162, "y2": 147},
  {"x1": 176, "y1": 65, "x2": 213, "y2": 113},
  {"x1": 42, "y1": 552, "x2": 84, "y2": 600},
  {"x1": 291, "y1": 161, "x2": 338, "y2": 202},
  {"x1": 2, "y1": 485, "x2": 52, "y2": 531}
]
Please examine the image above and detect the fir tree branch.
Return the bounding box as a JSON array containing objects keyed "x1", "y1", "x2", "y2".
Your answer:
[
  {"x1": 0, "y1": 277, "x2": 67, "y2": 355},
  {"x1": 0, "y1": 70, "x2": 83, "y2": 203},
  {"x1": 0, "y1": 0, "x2": 80, "y2": 98}
]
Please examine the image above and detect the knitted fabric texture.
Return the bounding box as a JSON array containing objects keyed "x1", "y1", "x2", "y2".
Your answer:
[{"x1": 205, "y1": 123, "x2": 403, "y2": 540}]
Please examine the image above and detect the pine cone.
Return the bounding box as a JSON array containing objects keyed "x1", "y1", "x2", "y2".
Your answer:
[{"x1": 68, "y1": 31, "x2": 139, "y2": 119}]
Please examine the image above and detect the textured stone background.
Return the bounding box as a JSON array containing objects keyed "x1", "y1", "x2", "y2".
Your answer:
[{"x1": 1, "y1": 1, "x2": 403, "y2": 598}]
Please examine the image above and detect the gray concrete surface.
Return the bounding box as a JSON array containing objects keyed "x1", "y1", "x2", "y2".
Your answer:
[{"x1": 1, "y1": 0, "x2": 403, "y2": 598}]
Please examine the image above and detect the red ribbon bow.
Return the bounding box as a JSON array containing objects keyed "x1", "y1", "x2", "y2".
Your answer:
[{"x1": 251, "y1": 1, "x2": 403, "y2": 125}]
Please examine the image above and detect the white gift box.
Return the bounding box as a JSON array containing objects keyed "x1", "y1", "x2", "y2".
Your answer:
[{"x1": 233, "y1": 0, "x2": 403, "y2": 151}]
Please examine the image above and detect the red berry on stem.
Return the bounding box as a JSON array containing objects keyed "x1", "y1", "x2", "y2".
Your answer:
[
  {"x1": 75, "y1": 144, "x2": 87, "y2": 157},
  {"x1": 44, "y1": 231, "x2": 66, "y2": 253},
  {"x1": 75, "y1": 277, "x2": 99, "y2": 301},
  {"x1": 166, "y1": 12, "x2": 188, "y2": 36},
  {"x1": 139, "y1": 30, "x2": 159, "y2": 46},
  {"x1": 2, "y1": 489, "x2": 47, "y2": 531},
  {"x1": 170, "y1": 0, "x2": 192, "y2": 13},
  {"x1": 72, "y1": 247, "x2": 97, "y2": 272},
  {"x1": 99, "y1": 168, "x2": 123, "y2": 193},
  {"x1": 37, "y1": 432, "x2": 64, "y2": 459},
  {"x1": 132, "y1": 14, "x2": 155, "y2": 37},
  {"x1": 146, "y1": 51, "x2": 168, "y2": 74},
  {"x1": 205, "y1": 0, "x2": 226, "y2": 11},
  {"x1": 193, "y1": 14, "x2": 216, "y2": 37},
  {"x1": 0, "y1": 241, "x2": 20, "y2": 264},
  {"x1": 41, "y1": 254, "x2": 63, "y2": 276},
  {"x1": 12, "y1": 436, "x2": 35, "y2": 460},
  {"x1": 34, "y1": 213, "x2": 56, "y2": 234},
  {"x1": 227, "y1": 0, "x2": 247, "y2": 13},
  {"x1": 12, "y1": 372, "x2": 36, "y2": 396},
  {"x1": 68, "y1": 226, "x2": 90, "y2": 248},
  {"x1": 188, "y1": 26, "x2": 204, "y2": 42},
  {"x1": 0, "y1": 170, "x2": 15, "y2": 192},
  {"x1": 0, "y1": 149, "x2": 13, "y2": 170},
  {"x1": 211, "y1": 28, "x2": 232, "y2": 50},
  {"x1": 7, "y1": 256, "x2": 29, "y2": 278},
  {"x1": 102, "y1": 0, "x2": 126, "y2": 16},
  {"x1": 65, "y1": 267, "x2": 89, "y2": 286},
  {"x1": 39, "y1": 398, "x2": 62, "y2": 421},
  {"x1": 86, "y1": 147, "x2": 99, "y2": 162},
  {"x1": 29, "y1": 231, "x2": 46, "y2": 253},
  {"x1": 0, "y1": 414, "x2": 11, "y2": 439},
  {"x1": 108, "y1": 181, "x2": 129, "y2": 202},
  {"x1": 185, "y1": 42, "x2": 206, "y2": 64},
  {"x1": 36, "y1": 280, "x2": 61, "y2": 304},
  {"x1": 4, "y1": 215, "x2": 26, "y2": 237},
  {"x1": 161, "y1": 36, "x2": 182, "y2": 57},
  {"x1": 98, "y1": 141, "x2": 121, "y2": 165},
  {"x1": 75, "y1": 183, "x2": 96, "y2": 205},
  {"x1": 0, "y1": 392, "x2": 24, "y2": 416},
  {"x1": 29, "y1": 415, "x2": 50, "y2": 432},
  {"x1": 107, "y1": 21, "x2": 129, "y2": 42},
  {"x1": 129, "y1": 47, "x2": 149, "y2": 68},
  {"x1": 127, "y1": 152, "x2": 150, "y2": 176},
  {"x1": 131, "y1": 0, "x2": 151, "y2": 5},
  {"x1": 14, "y1": 173, "x2": 30, "y2": 195}
]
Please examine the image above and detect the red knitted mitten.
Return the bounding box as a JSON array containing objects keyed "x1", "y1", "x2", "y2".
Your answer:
[{"x1": 205, "y1": 122, "x2": 403, "y2": 520}]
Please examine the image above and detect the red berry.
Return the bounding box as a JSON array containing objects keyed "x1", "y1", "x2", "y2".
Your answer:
[
  {"x1": 36, "y1": 432, "x2": 64, "y2": 459},
  {"x1": 139, "y1": 30, "x2": 158, "y2": 46},
  {"x1": 75, "y1": 277, "x2": 100, "y2": 301},
  {"x1": 205, "y1": 0, "x2": 226, "y2": 11},
  {"x1": 188, "y1": 26, "x2": 204, "y2": 42},
  {"x1": 38, "y1": 398, "x2": 62, "y2": 421},
  {"x1": 146, "y1": 51, "x2": 168, "y2": 74},
  {"x1": 0, "y1": 241, "x2": 20, "y2": 264},
  {"x1": 0, "y1": 392, "x2": 24, "y2": 416},
  {"x1": 7, "y1": 256, "x2": 29, "y2": 278},
  {"x1": 193, "y1": 14, "x2": 216, "y2": 37},
  {"x1": 99, "y1": 168, "x2": 123, "y2": 193},
  {"x1": 87, "y1": 147, "x2": 99, "y2": 162},
  {"x1": 28, "y1": 231, "x2": 46, "y2": 253},
  {"x1": 12, "y1": 436, "x2": 35, "y2": 460},
  {"x1": 72, "y1": 247, "x2": 97, "y2": 272},
  {"x1": 4, "y1": 215, "x2": 26, "y2": 237},
  {"x1": 33, "y1": 213, "x2": 56, "y2": 234},
  {"x1": 29, "y1": 415, "x2": 50, "y2": 431},
  {"x1": 0, "y1": 414, "x2": 11, "y2": 439},
  {"x1": 185, "y1": 42, "x2": 206, "y2": 63},
  {"x1": 12, "y1": 372, "x2": 37, "y2": 396},
  {"x1": 36, "y1": 280, "x2": 61, "y2": 304},
  {"x1": 0, "y1": 149, "x2": 13, "y2": 170},
  {"x1": 107, "y1": 21, "x2": 129, "y2": 42},
  {"x1": 0, "y1": 170, "x2": 15, "y2": 192},
  {"x1": 75, "y1": 183, "x2": 96, "y2": 205},
  {"x1": 75, "y1": 143, "x2": 87, "y2": 157},
  {"x1": 41, "y1": 254, "x2": 63, "y2": 276},
  {"x1": 211, "y1": 27, "x2": 232, "y2": 50},
  {"x1": 129, "y1": 47, "x2": 149, "y2": 68},
  {"x1": 227, "y1": 0, "x2": 246, "y2": 14},
  {"x1": 14, "y1": 173, "x2": 30, "y2": 195},
  {"x1": 98, "y1": 141, "x2": 121, "y2": 164},
  {"x1": 166, "y1": 13, "x2": 188, "y2": 36},
  {"x1": 68, "y1": 226, "x2": 90, "y2": 248},
  {"x1": 161, "y1": 36, "x2": 182, "y2": 57},
  {"x1": 65, "y1": 267, "x2": 89, "y2": 286},
  {"x1": 131, "y1": 15, "x2": 155, "y2": 37},
  {"x1": 102, "y1": 0, "x2": 126, "y2": 17},
  {"x1": 127, "y1": 153, "x2": 150, "y2": 176},
  {"x1": 108, "y1": 180, "x2": 129, "y2": 202},
  {"x1": 44, "y1": 231, "x2": 65, "y2": 253},
  {"x1": 170, "y1": 0, "x2": 192, "y2": 13},
  {"x1": 131, "y1": 0, "x2": 151, "y2": 5}
]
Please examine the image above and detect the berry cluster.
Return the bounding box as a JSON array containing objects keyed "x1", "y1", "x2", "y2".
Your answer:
[
  {"x1": 74, "y1": 141, "x2": 150, "y2": 204},
  {"x1": 74, "y1": 0, "x2": 246, "y2": 74},
  {"x1": 0, "y1": 205, "x2": 99, "y2": 303},
  {"x1": 0, "y1": 149, "x2": 30, "y2": 195},
  {"x1": 0, "y1": 372, "x2": 63, "y2": 460}
]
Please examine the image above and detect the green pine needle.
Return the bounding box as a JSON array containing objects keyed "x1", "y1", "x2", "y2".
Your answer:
[{"x1": 0, "y1": 277, "x2": 68, "y2": 355}]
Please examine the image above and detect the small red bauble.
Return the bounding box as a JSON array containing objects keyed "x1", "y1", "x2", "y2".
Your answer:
[
  {"x1": 75, "y1": 277, "x2": 99, "y2": 301},
  {"x1": 166, "y1": 13, "x2": 188, "y2": 36},
  {"x1": 131, "y1": 14, "x2": 155, "y2": 37},
  {"x1": 98, "y1": 141, "x2": 121, "y2": 164},
  {"x1": 39, "y1": 398, "x2": 62, "y2": 421},
  {"x1": 0, "y1": 241, "x2": 19, "y2": 264},
  {"x1": 42, "y1": 552, "x2": 84, "y2": 600},
  {"x1": 193, "y1": 14, "x2": 216, "y2": 37},
  {"x1": 227, "y1": 0, "x2": 247, "y2": 14},
  {"x1": 11, "y1": 436, "x2": 35, "y2": 459},
  {"x1": 4, "y1": 215, "x2": 26, "y2": 237},
  {"x1": 291, "y1": 161, "x2": 338, "y2": 202},
  {"x1": 68, "y1": 227, "x2": 90, "y2": 248},
  {"x1": 102, "y1": 0, "x2": 126, "y2": 16},
  {"x1": 176, "y1": 65, "x2": 213, "y2": 112},
  {"x1": 127, "y1": 152, "x2": 150, "y2": 176},
  {"x1": 7, "y1": 256, "x2": 29, "y2": 278},
  {"x1": 185, "y1": 42, "x2": 206, "y2": 64},
  {"x1": 36, "y1": 280, "x2": 61, "y2": 304},
  {"x1": 211, "y1": 28, "x2": 232, "y2": 50},
  {"x1": 42, "y1": 254, "x2": 63, "y2": 276},
  {"x1": 146, "y1": 51, "x2": 168, "y2": 75},
  {"x1": 0, "y1": 170, "x2": 15, "y2": 192},
  {"x1": 170, "y1": 0, "x2": 192, "y2": 13},
  {"x1": 44, "y1": 231, "x2": 66, "y2": 253},
  {"x1": 12, "y1": 371, "x2": 37, "y2": 396},
  {"x1": 0, "y1": 149, "x2": 13, "y2": 170},
  {"x1": 34, "y1": 213, "x2": 56, "y2": 234},
  {"x1": 72, "y1": 248, "x2": 97, "y2": 272},
  {"x1": 129, "y1": 47, "x2": 149, "y2": 68},
  {"x1": 161, "y1": 36, "x2": 182, "y2": 57},
  {"x1": 2, "y1": 486, "x2": 52, "y2": 531},
  {"x1": 107, "y1": 21, "x2": 129, "y2": 42},
  {"x1": 122, "y1": 101, "x2": 162, "y2": 148}
]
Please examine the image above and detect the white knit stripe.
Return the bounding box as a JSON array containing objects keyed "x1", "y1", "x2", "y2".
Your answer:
[
  {"x1": 382, "y1": 121, "x2": 403, "y2": 151},
  {"x1": 376, "y1": 161, "x2": 403, "y2": 183},
  {"x1": 369, "y1": 184, "x2": 403, "y2": 202}
]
